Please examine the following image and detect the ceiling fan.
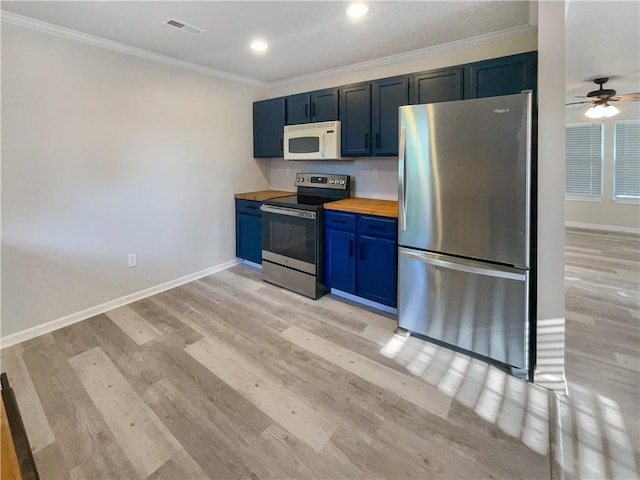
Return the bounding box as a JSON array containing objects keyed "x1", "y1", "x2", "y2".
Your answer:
[{"x1": 566, "y1": 77, "x2": 640, "y2": 119}]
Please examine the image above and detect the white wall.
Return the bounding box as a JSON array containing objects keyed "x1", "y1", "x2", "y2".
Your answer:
[
  {"x1": 534, "y1": 0, "x2": 566, "y2": 390},
  {"x1": 565, "y1": 104, "x2": 640, "y2": 233},
  {"x1": 1, "y1": 23, "x2": 269, "y2": 340},
  {"x1": 266, "y1": 30, "x2": 537, "y2": 198}
]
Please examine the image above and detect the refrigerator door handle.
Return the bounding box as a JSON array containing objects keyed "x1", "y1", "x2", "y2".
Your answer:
[
  {"x1": 399, "y1": 248, "x2": 526, "y2": 281},
  {"x1": 398, "y1": 126, "x2": 407, "y2": 231}
]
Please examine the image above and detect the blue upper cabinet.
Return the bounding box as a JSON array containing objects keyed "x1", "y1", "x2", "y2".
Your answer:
[
  {"x1": 252, "y1": 52, "x2": 537, "y2": 159},
  {"x1": 464, "y1": 51, "x2": 537, "y2": 99},
  {"x1": 340, "y1": 83, "x2": 371, "y2": 156},
  {"x1": 253, "y1": 97, "x2": 285, "y2": 158},
  {"x1": 311, "y1": 88, "x2": 339, "y2": 122},
  {"x1": 286, "y1": 93, "x2": 311, "y2": 125},
  {"x1": 286, "y1": 88, "x2": 339, "y2": 125},
  {"x1": 371, "y1": 76, "x2": 409, "y2": 156},
  {"x1": 410, "y1": 67, "x2": 463, "y2": 105}
]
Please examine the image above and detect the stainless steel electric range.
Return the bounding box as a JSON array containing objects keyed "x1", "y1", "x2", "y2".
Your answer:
[{"x1": 260, "y1": 173, "x2": 351, "y2": 299}]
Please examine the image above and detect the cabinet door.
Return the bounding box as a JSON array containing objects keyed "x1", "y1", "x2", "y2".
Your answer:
[
  {"x1": 311, "y1": 88, "x2": 339, "y2": 122},
  {"x1": 357, "y1": 235, "x2": 397, "y2": 307},
  {"x1": 410, "y1": 67, "x2": 463, "y2": 105},
  {"x1": 325, "y1": 229, "x2": 356, "y2": 293},
  {"x1": 286, "y1": 93, "x2": 310, "y2": 125},
  {"x1": 340, "y1": 83, "x2": 371, "y2": 156},
  {"x1": 464, "y1": 52, "x2": 537, "y2": 99},
  {"x1": 253, "y1": 98, "x2": 286, "y2": 157},
  {"x1": 236, "y1": 213, "x2": 262, "y2": 264},
  {"x1": 371, "y1": 76, "x2": 409, "y2": 156}
]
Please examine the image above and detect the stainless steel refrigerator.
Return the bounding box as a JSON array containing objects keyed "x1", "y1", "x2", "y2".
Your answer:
[{"x1": 398, "y1": 92, "x2": 532, "y2": 374}]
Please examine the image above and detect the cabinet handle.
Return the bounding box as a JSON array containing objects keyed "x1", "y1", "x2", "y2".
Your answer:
[
  {"x1": 349, "y1": 240, "x2": 354, "y2": 258},
  {"x1": 375, "y1": 132, "x2": 381, "y2": 148},
  {"x1": 360, "y1": 243, "x2": 365, "y2": 260},
  {"x1": 364, "y1": 133, "x2": 369, "y2": 149},
  {"x1": 331, "y1": 219, "x2": 347, "y2": 224},
  {"x1": 368, "y1": 225, "x2": 384, "y2": 230},
  {"x1": 313, "y1": 103, "x2": 317, "y2": 117},
  {"x1": 280, "y1": 138, "x2": 283, "y2": 151},
  {"x1": 305, "y1": 104, "x2": 309, "y2": 118},
  {"x1": 246, "y1": 205, "x2": 258, "y2": 210}
]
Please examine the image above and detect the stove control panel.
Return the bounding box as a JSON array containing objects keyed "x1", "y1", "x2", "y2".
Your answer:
[{"x1": 295, "y1": 173, "x2": 350, "y2": 190}]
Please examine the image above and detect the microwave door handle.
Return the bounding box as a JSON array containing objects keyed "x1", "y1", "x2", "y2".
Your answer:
[{"x1": 320, "y1": 132, "x2": 326, "y2": 158}]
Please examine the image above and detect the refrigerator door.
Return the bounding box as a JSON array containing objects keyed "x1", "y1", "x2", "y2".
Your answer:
[
  {"x1": 398, "y1": 247, "x2": 528, "y2": 369},
  {"x1": 398, "y1": 93, "x2": 531, "y2": 268}
]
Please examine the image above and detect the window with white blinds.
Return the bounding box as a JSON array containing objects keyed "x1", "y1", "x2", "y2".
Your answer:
[
  {"x1": 614, "y1": 120, "x2": 640, "y2": 199},
  {"x1": 565, "y1": 123, "x2": 603, "y2": 198}
]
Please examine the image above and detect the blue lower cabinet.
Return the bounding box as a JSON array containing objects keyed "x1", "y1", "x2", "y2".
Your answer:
[
  {"x1": 324, "y1": 211, "x2": 397, "y2": 308},
  {"x1": 235, "y1": 199, "x2": 262, "y2": 264},
  {"x1": 357, "y1": 235, "x2": 397, "y2": 307},
  {"x1": 325, "y1": 228, "x2": 356, "y2": 293}
]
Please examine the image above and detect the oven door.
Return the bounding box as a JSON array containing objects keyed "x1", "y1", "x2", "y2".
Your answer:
[{"x1": 260, "y1": 205, "x2": 318, "y2": 274}]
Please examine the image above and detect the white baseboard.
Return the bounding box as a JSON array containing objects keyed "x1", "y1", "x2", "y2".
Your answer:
[
  {"x1": 0, "y1": 259, "x2": 239, "y2": 349},
  {"x1": 240, "y1": 259, "x2": 263, "y2": 270},
  {"x1": 330, "y1": 289, "x2": 398, "y2": 315},
  {"x1": 566, "y1": 221, "x2": 640, "y2": 235}
]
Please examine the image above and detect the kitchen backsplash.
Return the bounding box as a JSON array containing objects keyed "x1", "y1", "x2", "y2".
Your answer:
[{"x1": 266, "y1": 158, "x2": 399, "y2": 200}]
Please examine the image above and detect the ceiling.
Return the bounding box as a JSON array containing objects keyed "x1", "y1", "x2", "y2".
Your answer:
[
  {"x1": 565, "y1": 0, "x2": 640, "y2": 111},
  {"x1": 2, "y1": 0, "x2": 638, "y2": 108},
  {"x1": 1, "y1": 1, "x2": 533, "y2": 84}
]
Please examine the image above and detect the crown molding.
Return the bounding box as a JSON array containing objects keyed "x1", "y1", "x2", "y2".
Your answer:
[
  {"x1": 0, "y1": 10, "x2": 266, "y2": 87},
  {"x1": 270, "y1": 24, "x2": 537, "y2": 88}
]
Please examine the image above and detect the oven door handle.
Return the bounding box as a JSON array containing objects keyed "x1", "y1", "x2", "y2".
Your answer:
[{"x1": 260, "y1": 205, "x2": 317, "y2": 220}]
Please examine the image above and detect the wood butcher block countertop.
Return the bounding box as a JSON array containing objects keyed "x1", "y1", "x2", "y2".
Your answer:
[
  {"x1": 234, "y1": 190, "x2": 294, "y2": 202},
  {"x1": 324, "y1": 197, "x2": 398, "y2": 218}
]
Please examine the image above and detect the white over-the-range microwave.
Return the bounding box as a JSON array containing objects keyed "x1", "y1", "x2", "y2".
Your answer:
[{"x1": 283, "y1": 121, "x2": 343, "y2": 160}]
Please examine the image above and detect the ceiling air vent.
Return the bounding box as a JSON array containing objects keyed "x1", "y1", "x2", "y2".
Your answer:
[{"x1": 164, "y1": 18, "x2": 205, "y2": 35}]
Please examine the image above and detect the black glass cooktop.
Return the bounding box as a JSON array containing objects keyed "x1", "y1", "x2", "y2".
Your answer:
[{"x1": 263, "y1": 194, "x2": 340, "y2": 211}]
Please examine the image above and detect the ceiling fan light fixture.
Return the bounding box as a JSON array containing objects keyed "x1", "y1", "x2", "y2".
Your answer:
[
  {"x1": 603, "y1": 104, "x2": 620, "y2": 117},
  {"x1": 346, "y1": 3, "x2": 369, "y2": 18},
  {"x1": 584, "y1": 103, "x2": 620, "y2": 119},
  {"x1": 585, "y1": 105, "x2": 605, "y2": 119},
  {"x1": 250, "y1": 40, "x2": 268, "y2": 52}
]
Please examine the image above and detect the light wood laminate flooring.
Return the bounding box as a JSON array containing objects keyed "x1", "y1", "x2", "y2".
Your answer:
[
  {"x1": 1, "y1": 228, "x2": 637, "y2": 479},
  {"x1": 561, "y1": 228, "x2": 640, "y2": 480},
  {"x1": 2, "y1": 267, "x2": 551, "y2": 479}
]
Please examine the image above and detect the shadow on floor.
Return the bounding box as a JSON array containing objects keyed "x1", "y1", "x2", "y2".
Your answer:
[{"x1": 377, "y1": 333, "x2": 639, "y2": 480}]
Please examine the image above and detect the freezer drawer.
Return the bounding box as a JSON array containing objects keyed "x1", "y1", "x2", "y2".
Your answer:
[{"x1": 398, "y1": 247, "x2": 528, "y2": 369}]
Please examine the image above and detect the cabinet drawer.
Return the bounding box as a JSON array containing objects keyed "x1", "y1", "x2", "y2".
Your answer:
[
  {"x1": 325, "y1": 211, "x2": 356, "y2": 232},
  {"x1": 235, "y1": 199, "x2": 262, "y2": 216},
  {"x1": 358, "y1": 215, "x2": 397, "y2": 239}
]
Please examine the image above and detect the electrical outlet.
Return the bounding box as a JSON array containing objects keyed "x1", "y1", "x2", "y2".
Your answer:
[
  {"x1": 128, "y1": 253, "x2": 137, "y2": 268},
  {"x1": 373, "y1": 169, "x2": 380, "y2": 180}
]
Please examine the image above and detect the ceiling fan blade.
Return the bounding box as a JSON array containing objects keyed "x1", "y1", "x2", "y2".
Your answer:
[
  {"x1": 566, "y1": 100, "x2": 591, "y2": 105},
  {"x1": 612, "y1": 92, "x2": 640, "y2": 102}
]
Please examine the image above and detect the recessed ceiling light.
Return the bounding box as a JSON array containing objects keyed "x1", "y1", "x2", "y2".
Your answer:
[
  {"x1": 250, "y1": 40, "x2": 268, "y2": 52},
  {"x1": 346, "y1": 3, "x2": 369, "y2": 18}
]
